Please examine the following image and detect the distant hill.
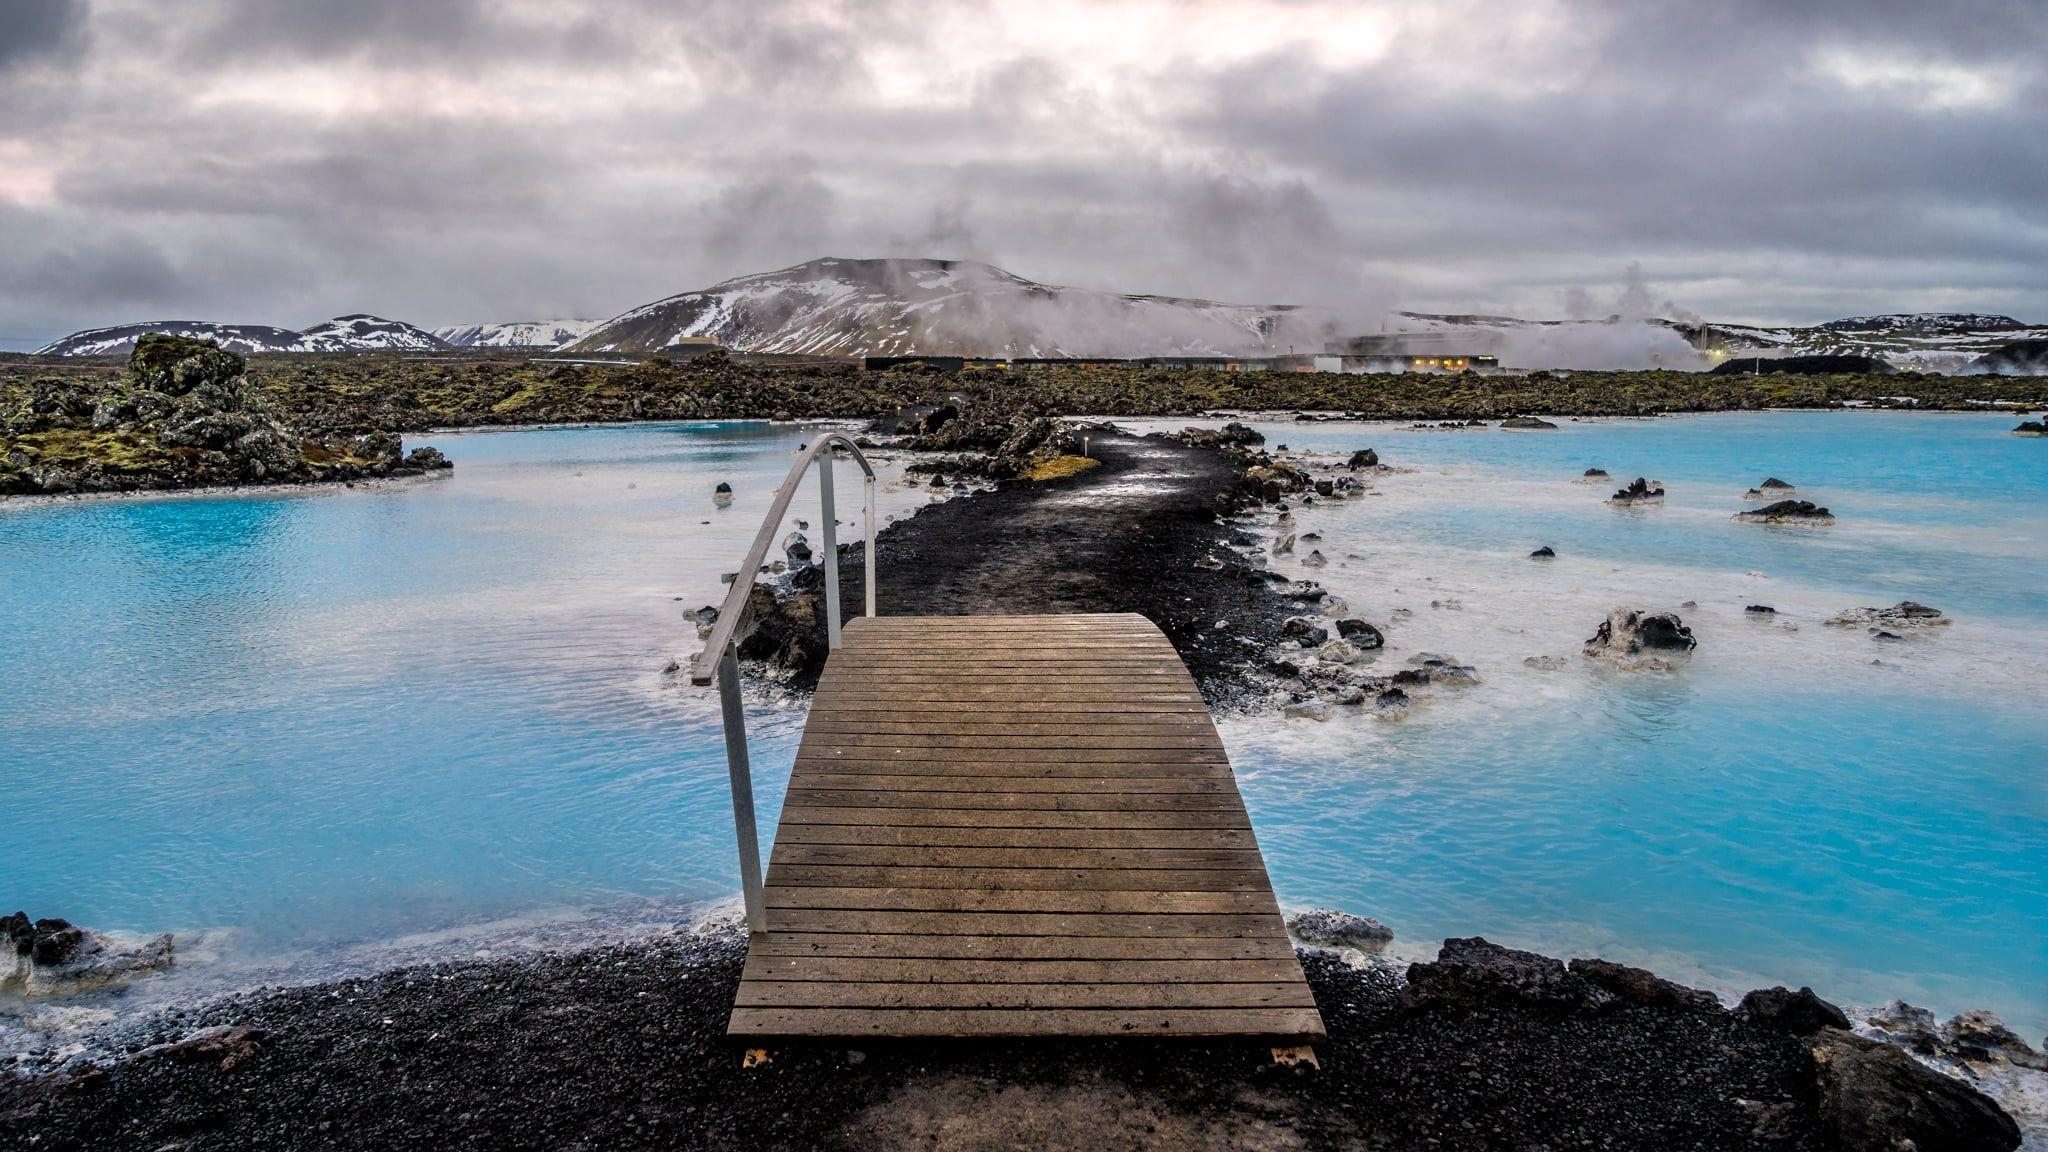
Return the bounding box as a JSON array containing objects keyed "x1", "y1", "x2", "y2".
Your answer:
[
  {"x1": 1695, "y1": 313, "x2": 2046, "y2": 373},
  {"x1": 295, "y1": 315, "x2": 446, "y2": 352},
  {"x1": 35, "y1": 322, "x2": 332, "y2": 357},
  {"x1": 560, "y1": 257, "x2": 1315, "y2": 359},
  {"x1": 38, "y1": 316, "x2": 450, "y2": 356},
  {"x1": 433, "y1": 320, "x2": 599, "y2": 349},
  {"x1": 33, "y1": 266, "x2": 2043, "y2": 373}
]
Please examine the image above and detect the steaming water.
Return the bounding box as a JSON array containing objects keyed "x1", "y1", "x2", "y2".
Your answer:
[{"x1": 2, "y1": 413, "x2": 2044, "y2": 1044}]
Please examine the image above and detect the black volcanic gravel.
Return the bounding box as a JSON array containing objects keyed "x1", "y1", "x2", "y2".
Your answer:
[
  {"x1": 3, "y1": 926, "x2": 1836, "y2": 1152},
  {"x1": 839, "y1": 429, "x2": 1293, "y2": 708}
]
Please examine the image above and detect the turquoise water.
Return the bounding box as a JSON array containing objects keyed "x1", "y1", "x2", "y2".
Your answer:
[{"x1": 2, "y1": 413, "x2": 2044, "y2": 1038}]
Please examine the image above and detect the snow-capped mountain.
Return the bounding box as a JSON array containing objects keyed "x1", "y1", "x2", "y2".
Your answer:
[
  {"x1": 34, "y1": 322, "x2": 333, "y2": 357},
  {"x1": 37, "y1": 315, "x2": 451, "y2": 356},
  {"x1": 295, "y1": 315, "x2": 447, "y2": 352},
  {"x1": 433, "y1": 320, "x2": 599, "y2": 349},
  {"x1": 561, "y1": 257, "x2": 1316, "y2": 359},
  {"x1": 1695, "y1": 313, "x2": 2046, "y2": 373}
]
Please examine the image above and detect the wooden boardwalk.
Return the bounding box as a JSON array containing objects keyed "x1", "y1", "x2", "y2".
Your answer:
[{"x1": 727, "y1": 612, "x2": 1324, "y2": 1040}]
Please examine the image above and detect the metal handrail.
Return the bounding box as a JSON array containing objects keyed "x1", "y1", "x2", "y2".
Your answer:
[{"x1": 691, "y1": 432, "x2": 877, "y2": 933}]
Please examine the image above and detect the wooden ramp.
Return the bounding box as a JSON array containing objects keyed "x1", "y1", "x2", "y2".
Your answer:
[{"x1": 728, "y1": 612, "x2": 1324, "y2": 1040}]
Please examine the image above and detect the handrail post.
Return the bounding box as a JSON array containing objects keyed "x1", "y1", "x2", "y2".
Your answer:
[
  {"x1": 819, "y1": 450, "x2": 841, "y2": 650},
  {"x1": 716, "y1": 646, "x2": 766, "y2": 934},
  {"x1": 863, "y1": 474, "x2": 877, "y2": 618}
]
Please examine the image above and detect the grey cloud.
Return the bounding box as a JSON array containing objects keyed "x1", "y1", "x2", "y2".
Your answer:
[
  {"x1": 4, "y1": 0, "x2": 2046, "y2": 347},
  {"x1": 0, "y1": 0, "x2": 85, "y2": 70}
]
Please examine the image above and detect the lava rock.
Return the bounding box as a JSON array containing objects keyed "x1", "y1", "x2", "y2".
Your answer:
[
  {"x1": 2010, "y1": 421, "x2": 2045, "y2": 436},
  {"x1": 1404, "y1": 937, "x2": 1615, "y2": 1015},
  {"x1": 1827, "y1": 601, "x2": 1949, "y2": 629},
  {"x1": 1530, "y1": 545, "x2": 1556, "y2": 559},
  {"x1": 1568, "y1": 959, "x2": 1724, "y2": 1014},
  {"x1": 1745, "y1": 604, "x2": 1776, "y2": 614},
  {"x1": 1737, "y1": 986, "x2": 1851, "y2": 1036},
  {"x1": 1334, "y1": 619, "x2": 1384, "y2": 648},
  {"x1": 1584, "y1": 608, "x2": 1696, "y2": 668},
  {"x1": 1282, "y1": 616, "x2": 1329, "y2": 645},
  {"x1": 1809, "y1": 1028, "x2": 2021, "y2": 1152},
  {"x1": 1500, "y1": 416, "x2": 1558, "y2": 429},
  {"x1": 1609, "y1": 477, "x2": 1665, "y2": 504},
  {"x1": 1346, "y1": 448, "x2": 1379, "y2": 469},
  {"x1": 1288, "y1": 909, "x2": 1394, "y2": 951},
  {"x1": 1735, "y1": 499, "x2": 1833, "y2": 522}
]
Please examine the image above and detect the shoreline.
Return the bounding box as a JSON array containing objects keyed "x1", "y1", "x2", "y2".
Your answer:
[{"x1": 4, "y1": 907, "x2": 2037, "y2": 1150}]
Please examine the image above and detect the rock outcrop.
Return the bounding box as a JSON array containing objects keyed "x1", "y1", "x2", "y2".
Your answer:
[
  {"x1": 1810, "y1": 1029, "x2": 2022, "y2": 1152},
  {"x1": 1500, "y1": 416, "x2": 1558, "y2": 429},
  {"x1": 1735, "y1": 499, "x2": 1833, "y2": 522},
  {"x1": 1737, "y1": 985, "x2": 1852, "y2": 1036},
  {"x1": 2013, "y1": 421, "x2": 2045, "y2": 436},
  {"x1": 1404, "y1": 938, "x2": 1616, "y2": 1015},
  {"x1": 1, "y1": 336, "x2": 450, "y2": 495},
  {"x1": 1608, "y1": 477, "x2": 1664, "y2": 504},
  {"x1": 2, "y1": 912, "x2": 173, "y2": 995},
  {"x1": 1286, "y1": 908, "x2": 1394, "y2": 951},
  {"x1": 1826, "y1": 601, "x2": 1950, "y2": 630},
  {"x1": 1584, "y1": 608, "x2": 1696, "y2": 669}
]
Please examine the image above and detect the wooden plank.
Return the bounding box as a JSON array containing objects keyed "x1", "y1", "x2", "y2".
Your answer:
[
  {"x1": 763, "y1": 865, "x2": 1272, "y2": 891},
  {"x1": 807, "y1": 699, "x2": 1211, "y2": 714},
  {"x1": 761, "y1": 910, "x2": 1284, "y2": 938},
  {"x1": 797, "y1": 747, "x2": 1226, "y2": 764},
  {"x1": 762, "y1": 887, "x2": 1278, "y2": 916},
  {"x1": 794, "y1": 733, "x2": 1212, "y2": 754},
  {"x1": 780, "y1": 789, "x2": 1246, "y2": 812},
  {"x1": 741, "y1": 955, "x2": 1306, "y2": 984},
  {"x1": 775, "y1": 806, "x2": 1252, "y2": 830},
  {"x1": 790, "y1": 760, "x2": 1237, "y2": 780},
  {"x1": 787, "y1": 774, "x2": 1237, "y2": 795},
  {"x1": 800, "y1": 719, "x2": 1212, "y2": 737},
  {"x1": 770, "y1": 825, "x2": 1259, "y2": 850},
  {"x1": 769, "y1": 845, "x2": 1260, "y2": 870},
  {"x1": 735, "y1": 981, "x2": 1315, "y2": 1010},
  {"x1": 746, "y1": 932, "x2": 1295, "y2": 962},
  {"x1": 727, "y1": 1007, "x2": 1325, "y2": 1039}
]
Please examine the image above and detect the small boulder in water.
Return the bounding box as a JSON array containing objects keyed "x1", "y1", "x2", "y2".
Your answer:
[
  {"x1": 1346, "y1": 448, "x2": 1380, "y2": 469},
  {"x1": 1500, "y1": 415, "x2": 1558, "y2": 429},
  {"x1": 1736, "y1": 499, "x2": 1832, "y2": 523},
  {"x1": 781, "y1": 531, "x2": 813, "y2": 563},
  {"x1": 1282, "y1": 615, "x2": 1329, "y2": 645},
  {"x1": 1524, "y1": 654, "x2": 1570, "y2": 671},
  {"x1": 1334, "y1": 619, "x2": 1384, "y2": 648},
  {"x1": 1529, "y1": 545, "x2": 1556, "y2": 559},
  {"x1": 2010, "y1": 421, "x2": 2044, "y2": 436},
  {"x1": 1287, "y1": 908, "x2": 1394, "y2": 951},
  {"x1": 1301, "y1": 549, "x2": 1328, "y2": 568},
  {"x1": 1745, "y1": 604, "x2": 1776, "y2": 614},
  {"x1": 1584, "y1": 608, "x2": 1696, "y2": 669},
  {"x1": 2, "y1": 912, "x2": 174, "y2": 995},
  {"x1": 1827, "y1": 601, "x2": 1949, "y2": 629},
  {"x1": 1609, "y1": 477, "x2": 1665, "y2": 504}
]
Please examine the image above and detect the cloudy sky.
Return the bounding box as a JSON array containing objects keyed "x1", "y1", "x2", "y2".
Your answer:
[{"x1": 2, "y1": 0, "x2": 2044, "y2": 348}]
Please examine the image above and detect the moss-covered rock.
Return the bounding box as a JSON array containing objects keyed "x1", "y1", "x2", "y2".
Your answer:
[{"x1": 0, "y1": 337, "x2": 448, "y2": 495}]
